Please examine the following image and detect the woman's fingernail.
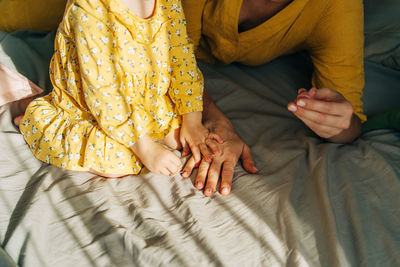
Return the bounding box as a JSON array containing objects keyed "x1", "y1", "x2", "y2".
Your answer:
[
  {"x1": 221, "y1": 187, "x2": 229, "y2": 195},
  {"x1": 182, "y1": 171, "x2": 187, "y2": 177},
  {"x1": 297, "y1": 100, "x2": 306, "y2": 107},
  {"x1": 196, "y1": 181, "x2": 203, "y2": 188},
  {"x1": 288, "y1": 105, "x2": 297, "y2": 112},
  {"x1": 205, "y1": 187, "x2": 212, "y2": 194}
]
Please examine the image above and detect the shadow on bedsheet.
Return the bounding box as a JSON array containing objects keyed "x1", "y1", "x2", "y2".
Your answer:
[
  {"x1": 198, "y1": 54, "x2": 400, "y2": 266},
  {"x1": 1, "y1": 17, "x2": 400, "y2": 265}
]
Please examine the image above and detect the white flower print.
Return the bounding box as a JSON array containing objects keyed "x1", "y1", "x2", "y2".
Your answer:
[
  {"x1": 97, "y1": 74, "x2": 105, "y2": 82},
  {"x1": 96, "y1": 7, "x2": 104, "y2": 15},
  {"x1": 70, "y1": 77, "x2": 76, "y2": 86},
  {"x1": 114, "y1": 114, "x2": 123, "y2": 121},
  {"x1": 128, "y1": 46, "x2": 136, "y2": 55},
  {"x1": 101, "y1": 36, "x2": 109, "y2": 44},
  {"x1": 82, "y1": 54, "x2": 89, "y2": 63},
  {"x1": 72, "y1": 134, "x2": 79, "y2": 142},
  {"x1": 96, "y1": 150, "x2": 103, "y2": 158},
  {"x1": 81, "y1": 15, "x2": 89, "y2": 22}
]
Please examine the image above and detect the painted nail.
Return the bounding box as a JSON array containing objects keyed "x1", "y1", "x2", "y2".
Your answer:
[
  {"x1": 221, "y1": 187, "x2": 229, "y2": 195},
  {"x1": 297, "y1": 100, "x2": 306, "y2": 107},
  {"x1": 288, "y1": 105, "x2": 297, "y2": 112}
]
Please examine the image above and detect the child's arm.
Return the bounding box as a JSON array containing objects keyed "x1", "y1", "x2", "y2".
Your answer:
[{"x1": 167, "y1": 0, "x2": 204, "y2": 116}]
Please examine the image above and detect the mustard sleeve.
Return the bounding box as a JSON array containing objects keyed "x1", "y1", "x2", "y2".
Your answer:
[
  {"x1": 181, "y1": 0, "x2": 207, "y2": 52},
  {"x1": 63, "y1": 3, "x2": 150, "y2": 148},
  {"x1": 168, "y1": 0, "x2": 204, "y2": 115},
  {"x1": 306, "y1": 0, "x2": 366, "y2": 122}
]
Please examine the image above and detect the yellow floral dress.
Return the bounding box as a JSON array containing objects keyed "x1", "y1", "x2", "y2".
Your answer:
[{"x1": 20, "y1": 0, "x2": 204, "y2": 175}]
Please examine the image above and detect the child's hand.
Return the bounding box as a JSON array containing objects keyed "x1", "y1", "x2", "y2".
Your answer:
[{"x1": 180, "y1": 112, "x2": 223, "y2": 164}]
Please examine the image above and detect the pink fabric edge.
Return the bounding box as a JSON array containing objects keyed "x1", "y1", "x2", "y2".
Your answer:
[{"x1": 0, "y1": 63, "x2": 44, "y2": 106}]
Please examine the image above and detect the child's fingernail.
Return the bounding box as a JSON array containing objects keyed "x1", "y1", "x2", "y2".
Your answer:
[
  {"x1": 288, "y1": 105, "x2": 297, "y2": 112},
  {"x1": 221, "y1": 187, "x2": 229, "y2": 195},
  {"x1": 297, "y1": 100, "x2": 306, "y2": 107}
]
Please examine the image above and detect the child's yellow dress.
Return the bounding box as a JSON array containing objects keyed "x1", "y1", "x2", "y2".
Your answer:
[{"x1": 20, "y1": 0, "x2": 204, "y2": 175}]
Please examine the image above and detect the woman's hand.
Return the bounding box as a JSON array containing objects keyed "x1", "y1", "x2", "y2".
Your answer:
[
  {"x1": 287, "y1": 87, "x2": 362, "y2": 143},
  {"x1": 182, "y1": 127, "x2": 257, "y2": 197}
]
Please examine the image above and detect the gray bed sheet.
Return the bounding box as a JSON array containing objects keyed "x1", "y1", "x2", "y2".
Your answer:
[{"x1": 1, "y1": 46, "x2": 400, "y2": 266}]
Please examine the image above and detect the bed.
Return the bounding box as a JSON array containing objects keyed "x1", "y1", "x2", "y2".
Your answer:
[{"x1": 1, "y1": 1, "x2": 400, "y2": 266}]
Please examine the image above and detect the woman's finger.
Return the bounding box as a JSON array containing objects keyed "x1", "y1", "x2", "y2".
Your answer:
[
  {"x1": 203, "y1": 159, "x2": 222, "y2": 197},
  {"x1": 294, "y1": 105, "x2": 350, "y2": 129},
  {"x1": 181, "y1": 142, "x2": 190, "y2": 157},
  {"x1": 195, "y1": 160, "x2": 211, "y2": 190},
  {"x1": 296, "y1": 98, "x2": 350, "y2": 117},
  {"x1": 181, "y1": 156, "x2": 196, "y2": 178}
]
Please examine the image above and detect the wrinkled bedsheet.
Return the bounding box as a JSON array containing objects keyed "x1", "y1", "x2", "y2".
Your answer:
[{"x1": 1, "y1": 49, "x2": 400, "y2": 266}]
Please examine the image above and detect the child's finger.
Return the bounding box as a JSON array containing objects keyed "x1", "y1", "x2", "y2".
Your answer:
[
  {"x1": 181, "y1": 156, "x2": 196, "y2": 178},
  {"x1": 205, "y1": 138, "x2": 221, "y2": 155},
  {"x1": 208, "y1": 132, "x2": 223, "y2": 144},
  {"x1": 190, "y1": 145, "x2": 201, "y2": 164},
  {"x1": 182, "y1": 143, "x2": 190, "y2": 157},
  {"x1": 199, "y1": 143, "x2": 212, "y2": 162}
]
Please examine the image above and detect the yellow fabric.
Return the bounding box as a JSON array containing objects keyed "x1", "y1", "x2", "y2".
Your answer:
[
  {"x1": 20, "y1": 0, "x2": 203, "y2": 175},
  {"x1": 183, "y1": 0, "x2": 366, "y2": 122},
  {"x1": 0, "y1": 0, "x2": 67, "y2": 32}
]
